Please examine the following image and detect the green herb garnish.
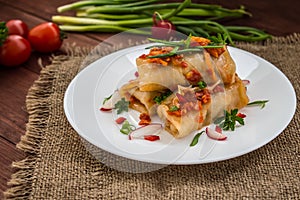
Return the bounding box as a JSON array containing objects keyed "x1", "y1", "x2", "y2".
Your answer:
[
  {"x1": 247, "y1": 100, "x2": 269, "y2": 109},
  {"x1": 190, "y1": 131, "x2": 204, "y2": 146},
  {"x1": 153, "y1": 90, "x2": 172, "y2": 104},
  {"x1": 214, "y1": 109, "x2": 245, "y2": 131},
  {"x1": 114, "y1": 98, "x2": 129, "y2": 114},
  {"x1": 169, "y1": 105, "x2": 179, "y2": 112},
  {"x1": 120, "y1": 120, "x2": 135, "y2": 135},
  {"x1": 198, "y1": 81, "x2": 207, "y2": 89},
  {"x1": 102, "y1": 94, "x2": 112, "y2": 105}
]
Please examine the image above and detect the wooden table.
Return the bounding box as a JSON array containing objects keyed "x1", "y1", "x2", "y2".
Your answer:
[{"x1": 0, "y1": 0, "x2": 299, "y2": 197}]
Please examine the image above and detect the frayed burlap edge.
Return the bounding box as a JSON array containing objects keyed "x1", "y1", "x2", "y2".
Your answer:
[
  {"x1": 3, "y1": 55, "x2": 77, "y2": 199},
  {"x1": 3, "y1": 33, "x2": 300, "y2": 199}
]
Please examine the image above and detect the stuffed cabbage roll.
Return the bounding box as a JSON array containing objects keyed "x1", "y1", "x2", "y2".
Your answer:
[
  {"x1": 117, "y1": 36, "x2": 249, "y2": 138},
  {"x1": 157, "y1": 76, "x2": 249, "y2": 138}
]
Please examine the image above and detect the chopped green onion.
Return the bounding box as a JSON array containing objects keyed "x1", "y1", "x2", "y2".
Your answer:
[
  {"x1": 198, "y1": 81, "x2": 207, "y2": 89},
  {"x1": 169, "y1": 105, "x2": 179, "y2": 112},
  {"x1": 120, "y1": 120, "x2": 136, "y2": 135},
  {"x1": 153, "y1": 90, "x2": 172, "y2": 104}
]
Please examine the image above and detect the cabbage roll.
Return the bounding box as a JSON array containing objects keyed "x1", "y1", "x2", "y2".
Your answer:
[{"x1": 157, "y1": 76, "x2": 249, "y2": 138}]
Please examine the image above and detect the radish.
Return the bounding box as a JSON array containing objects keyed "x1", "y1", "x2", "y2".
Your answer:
[
  {"x1": 115, "y1": 117, "x2": 126, "y2": 124},
  {"x1": 205, "y1": 127, "x2": 227, "y2": 141},
  {"x1": 143, "y1": 135, "x2": 160, "y2": 141},
  {"x1": 151, "y1": 12, "x2": 175, "y2": 39},
  {"x1": 242, "y1": 79, "x2": 250, "y2": 85},
  {"x1": 129, "y1": 123, "x2": 163, "y2": 141},
  {"x1": 100, "y1": 90, "x2": 120, "y2": 111}
]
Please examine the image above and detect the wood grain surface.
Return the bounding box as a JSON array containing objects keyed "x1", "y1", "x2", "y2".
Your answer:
[{"x1": 0, "y1": 0, "x2": 299, "y2": 198}]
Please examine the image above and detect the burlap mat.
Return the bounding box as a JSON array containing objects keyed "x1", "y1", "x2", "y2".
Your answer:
[{"x1": 4, "y1": 34, "x2": 300, "y2": 199}]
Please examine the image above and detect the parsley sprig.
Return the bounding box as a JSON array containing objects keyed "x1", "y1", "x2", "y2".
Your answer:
[
  {"x1": 214, "y1": 109, "x2": 245, "y2": 131},
  {"x1": 114, "y1": 98, "x2": 129, "y2": 114}
]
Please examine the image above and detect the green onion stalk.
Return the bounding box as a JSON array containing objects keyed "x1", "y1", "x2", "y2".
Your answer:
[{"x1": 52, "y1": 0, "x2": 271, "y2": 43}]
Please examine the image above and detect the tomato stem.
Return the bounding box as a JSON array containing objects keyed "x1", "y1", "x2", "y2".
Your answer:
[
  {"x1": 59, "y1": 29, "x2": 68, "y2": 40},
  {"x1": 0, "y1": 22, "x2": 8, "y2": 46}
]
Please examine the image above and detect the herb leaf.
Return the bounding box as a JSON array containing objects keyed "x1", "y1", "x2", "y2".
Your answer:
[
  {"x1": 215, "y1": 109, "x2": 245, "y2": 131},
  {"x1": 190, "y1": 131, "x2": 204, "y2": 146},
  {"x1": 114, "y1": 98, "x2": 129, "y2": 114},
  {"x1": 247, "y1": 100, "x2": 269, "y2": 109}
]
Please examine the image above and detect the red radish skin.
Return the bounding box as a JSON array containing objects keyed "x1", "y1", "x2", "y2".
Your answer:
[
  {"x1": 215, "y1": 125, "x2": 222, "y2": 133},
  {"x1": 115, "y1": 117, "x2": 126, "y2": 124},
  {"x1": 152, "y1": 13, "x2": 175, "y2": 39},
  {"x1": 134, "y1": 71, "x2": 139, "y2": 77},
  {"x1": 100, "y1": 107, "x2": 112, "y2": 112},
  {"x1": 242, "y1": 79, "x2": 250, "y2": 85},
  {"x1": 144, "y1": 135, "x2": 160, "y2": 141},
  {"x1": 237, "y1": 113, "x2": 246, "y2": 118},
  {"x1": 128, "y1": 123, "x2": 163, "y2": 141},
  {"x1": 206, "y1": 127, "x2": 227, "y2": 141},
  {"x1": 100, "y1": 91, "x2": 120, "y2": 111}
]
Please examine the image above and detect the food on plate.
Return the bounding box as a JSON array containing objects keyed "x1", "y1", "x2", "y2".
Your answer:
[{"x1": 116, "y1": 35, "x2": 249, "y2": 138}]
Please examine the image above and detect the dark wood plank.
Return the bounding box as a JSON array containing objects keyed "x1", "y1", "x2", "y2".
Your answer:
[
  {"x1": 0, "y1": 0, "x2": 112, "y2": 42},
  {"x1": 0, "y1": 139, "x2": 26, "y2": 200},
  {"x1": 206, "y1": 0, "x2": 300, "y2": 35},
  {"x1": 0, "y1": 67, "x2": 38, "y2": 144}
]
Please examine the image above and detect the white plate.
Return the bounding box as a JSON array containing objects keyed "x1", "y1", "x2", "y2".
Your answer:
[{"x1": 64, "y1": 44, "x2": 296, "y2": 165}]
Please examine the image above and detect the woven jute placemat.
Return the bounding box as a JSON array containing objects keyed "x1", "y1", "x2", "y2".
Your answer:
[{"x1": 4, "y1": 34, "x2": 300, "y2": 199}]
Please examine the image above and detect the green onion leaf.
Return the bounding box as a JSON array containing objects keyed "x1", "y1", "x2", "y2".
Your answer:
[
  {"x1": 102, "y1": 94, "x2": 113, "y2": 105},
  {"x1": 247, "y1": 100, "x2": 269, "y2": 109},
  {"x1": 190, "y1": 131, "x2": 204, "y2": 146}
]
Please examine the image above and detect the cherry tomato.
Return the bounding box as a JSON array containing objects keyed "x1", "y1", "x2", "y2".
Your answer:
[
  {"x1": 6, "y1": 19, "x2": 29, "y2": 38},
  {"x1": 0, "y1": 35, "x2": 31, "y2": 67},
  {"x1": 28, "y1": 22, "x2": 65, "y2": 53}
]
